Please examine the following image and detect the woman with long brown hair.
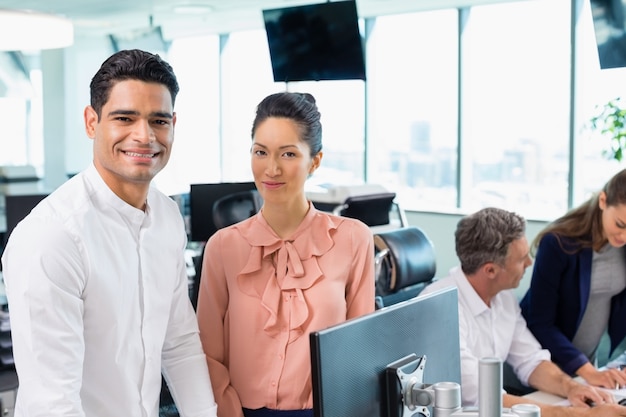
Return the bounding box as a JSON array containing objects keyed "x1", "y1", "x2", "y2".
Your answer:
[{"x1": 521, "y1": 169, "x2": 626, "y2": 390}]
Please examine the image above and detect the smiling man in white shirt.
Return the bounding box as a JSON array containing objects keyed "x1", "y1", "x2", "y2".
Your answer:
[{"x1": 1, "y1": 49, "x2": 218, "y2": 417}]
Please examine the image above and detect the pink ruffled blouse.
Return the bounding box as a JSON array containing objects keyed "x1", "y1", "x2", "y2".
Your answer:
[{"x1": 197, "y1": 205, "x2": 375, "y2": 417}]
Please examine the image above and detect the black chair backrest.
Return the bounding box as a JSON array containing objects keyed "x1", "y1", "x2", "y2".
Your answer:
[
  {"x1": 190, "y1": 190, "x2": 264, "y2": 311},
  {"x1": 373, "y1": 226, "x2": 436, "y2": 307},
  {"x1": 338, "y1": 192, "x2": 396, "y2": 227},
  {"x1": 211, "y1": 190, "x2": 263, "y2": 230}
]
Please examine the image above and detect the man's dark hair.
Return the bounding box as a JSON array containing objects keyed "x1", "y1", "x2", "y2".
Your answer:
[{"x1": 89, "y1": 49, "x2": 179, "y2": 119}]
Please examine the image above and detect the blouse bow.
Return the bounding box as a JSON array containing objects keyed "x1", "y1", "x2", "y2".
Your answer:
[{"x1": 235, "y1": 206, "x2": 341, "y2": 341}]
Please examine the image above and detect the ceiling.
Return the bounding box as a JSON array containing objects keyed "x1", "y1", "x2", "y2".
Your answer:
[{"x1": 0, "y1": 0, "x2": 510, "y2": 40}]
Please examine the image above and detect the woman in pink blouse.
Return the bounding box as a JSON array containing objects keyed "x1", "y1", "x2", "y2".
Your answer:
[{"x1": 196, "y1": 92, "x2": 376, "y2": 417}]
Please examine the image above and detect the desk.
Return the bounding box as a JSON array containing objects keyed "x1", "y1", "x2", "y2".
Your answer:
[
  {"x1": 523, "y1": 376, "x2": 626, "y2": 406},
  {"x1": 524, "y1": 390, "x2": 568, "y2": 405}
]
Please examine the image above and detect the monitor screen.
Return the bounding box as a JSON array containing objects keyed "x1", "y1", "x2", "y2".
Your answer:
[
  {"x1": 310, "y1": 287, "x2": 461, "y2": 417},
  {"x1": 189, "y1": 182, "x2": 257, "y2": 242},
  {"x1": 262, "y1": 0, "x2": 366, "y2": 82},
  {"x1": 2, "y1": 193, "x2": 48, "y2": 253}
]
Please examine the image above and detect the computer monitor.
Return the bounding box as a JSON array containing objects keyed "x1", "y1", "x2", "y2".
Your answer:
[
  {"x1": 169, "y1": 192, "x2": 191, "y2": 238},
  {"x1": 189, "y1": 182, "x2": 257, "y2": 242},
  {"x1": 2, "y1": 193, "x2": 48, "y2": 253},
  {"x1": 310, "y1": 287, "x2": 461, "y2": 417}
]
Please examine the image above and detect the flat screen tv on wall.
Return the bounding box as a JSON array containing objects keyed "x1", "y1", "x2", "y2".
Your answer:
[
  {"x1": 590, "y1": 0, "x2": 626, "y2": 69},
  {"x1": 262, "y1": 0, "x2": 366, "y2": 82}
]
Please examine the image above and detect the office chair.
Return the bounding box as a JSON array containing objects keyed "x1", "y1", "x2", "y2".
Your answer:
[
  {"x1": 189, "y1": 189, "x2": 264, "y2": 311},
  {"x1": 373, "y1": 226, "x2": 437, "y2": 309},
  {"x1": 333, "y1": 192, "x2": 398, "y2": 227},
  {"x1": 211, "y1": 189, "x2": 263, "y2": 230}
]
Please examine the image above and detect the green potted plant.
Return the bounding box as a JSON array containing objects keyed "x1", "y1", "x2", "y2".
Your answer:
[{"x1": 588, "y1": 97, "x2": 626, "y2": 162}]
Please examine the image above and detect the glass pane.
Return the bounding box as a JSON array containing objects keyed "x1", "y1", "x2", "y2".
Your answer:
[
  {"x1": 220, "y1": 30, "x2": 284, "y2": 181},
  {"x1": 0, "y1": 98, "x2": 29, "y2": 165},
  {"x1": 0, "y1": 51, "x2": 40, "y2": 170},
  {"x1": 155, "y1": 35, "x2": 221, "y2": 195},
  {"x1": 461, "y1": 0, "x2": 571, "y2": 220},
  {"x1": 366, "y1": 10, "x2": 459, "y2": 211},
  {"x1": 287, "y1": 79, "x2": 365, "y2": 188},
  {"x1": 575, "y1": 0, "x2": 626, "y2": 205}
]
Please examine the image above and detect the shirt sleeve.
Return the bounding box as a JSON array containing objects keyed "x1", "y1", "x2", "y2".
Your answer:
[
  {"x1": 458, "y1": 309, "x2": 481, "y2": 406},
  {"x1": 162, "y1": 233, "x2": 218, "y2": 417},
  {"x1": 2, "y1": 217, "x2": 88, "y2": 417},
  {"x1": 424, "y1": 275, "x2": 483, "y2": 406},
  {"x1": 345, "y1": 220, "x2": 376, "y2": 319},
  {"x1": 197, "y1": 233, "x2": 244, "y2": 417},
  {"x1": 505, "y1": 295, "x2": 551, "y2": 386}
]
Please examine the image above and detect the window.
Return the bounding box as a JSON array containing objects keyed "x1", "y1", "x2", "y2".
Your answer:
[
  {"x1": 0, "y1": 51, "x2": 41, "y2": 170},
  {"x1": 288, "y1": 79, "x2": 366, "y2": 187},
  {"x1": 0, "y1": 98, "x2": 29, "y2": 165},
  {"x1": 366, "y1": 10, "x2": 459, "y2": 211},
  {"x1": 155, "y1": 35, "x2": 221, "y2": 195},
  {"x1": 460, "y1": 0, "x2": 571, "y2": 220},
  {"x1": 220, "y1": 30, "x2": 283, "y2": 181},
  {"x1": 5, "y1": 0, "x2": 625, "y2": 222},
  {"x1": 574, "y1": 0, "x2": 626, "y2": 205}
]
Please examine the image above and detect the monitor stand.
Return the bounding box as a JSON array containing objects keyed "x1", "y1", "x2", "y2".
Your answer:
[
  {"x1": 385, "y1": 354, "x2": 440, "y2": 417},
  {"x1": 384, "y1": 354, "x2": 539, "y2": 417}
]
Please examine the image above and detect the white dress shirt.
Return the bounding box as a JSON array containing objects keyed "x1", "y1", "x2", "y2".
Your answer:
[
  {"x1": 421, "y1": 266, "x2": 550, "y2": 406},
  {"x1": 1, "y1": 164, "x2": 217, "y2": 417}
]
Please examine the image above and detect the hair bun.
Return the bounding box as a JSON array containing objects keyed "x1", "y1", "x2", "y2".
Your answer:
[{"x1": 299, "y1": 92, "x2": 316, "y2": 104}]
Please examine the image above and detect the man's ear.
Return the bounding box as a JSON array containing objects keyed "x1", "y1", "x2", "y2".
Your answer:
[
  {"x1": 482, "y1": 262, "x2": 498, "y2": 279},
  {"x1": 84, "y1": 105, "x2": 98, "y2": 139}
]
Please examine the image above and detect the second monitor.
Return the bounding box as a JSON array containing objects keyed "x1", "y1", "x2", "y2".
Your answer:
[{"x1": 310, "y1": 287, "x2": 461, "y2": 417}]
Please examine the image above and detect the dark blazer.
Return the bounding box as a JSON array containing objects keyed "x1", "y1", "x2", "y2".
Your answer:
[{"x1": 520, "y1": 233, "x2": 626, "y2": 376}]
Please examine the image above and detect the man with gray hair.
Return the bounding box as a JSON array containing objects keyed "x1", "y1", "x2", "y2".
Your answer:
[{"x1": 421, "y1": 207, "x2": 626, "y2": 416}]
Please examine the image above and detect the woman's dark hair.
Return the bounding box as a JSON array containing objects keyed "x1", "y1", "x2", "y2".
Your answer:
[
  {"x1": 533, "y1": 168, "x2": 626, "y2": 253},
  {"x1": 251, "y1": 92, "x2": 322, "y2": 156},
  {"x1": 89, "y1": 49, "x2": 179, "y2": 119}
]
